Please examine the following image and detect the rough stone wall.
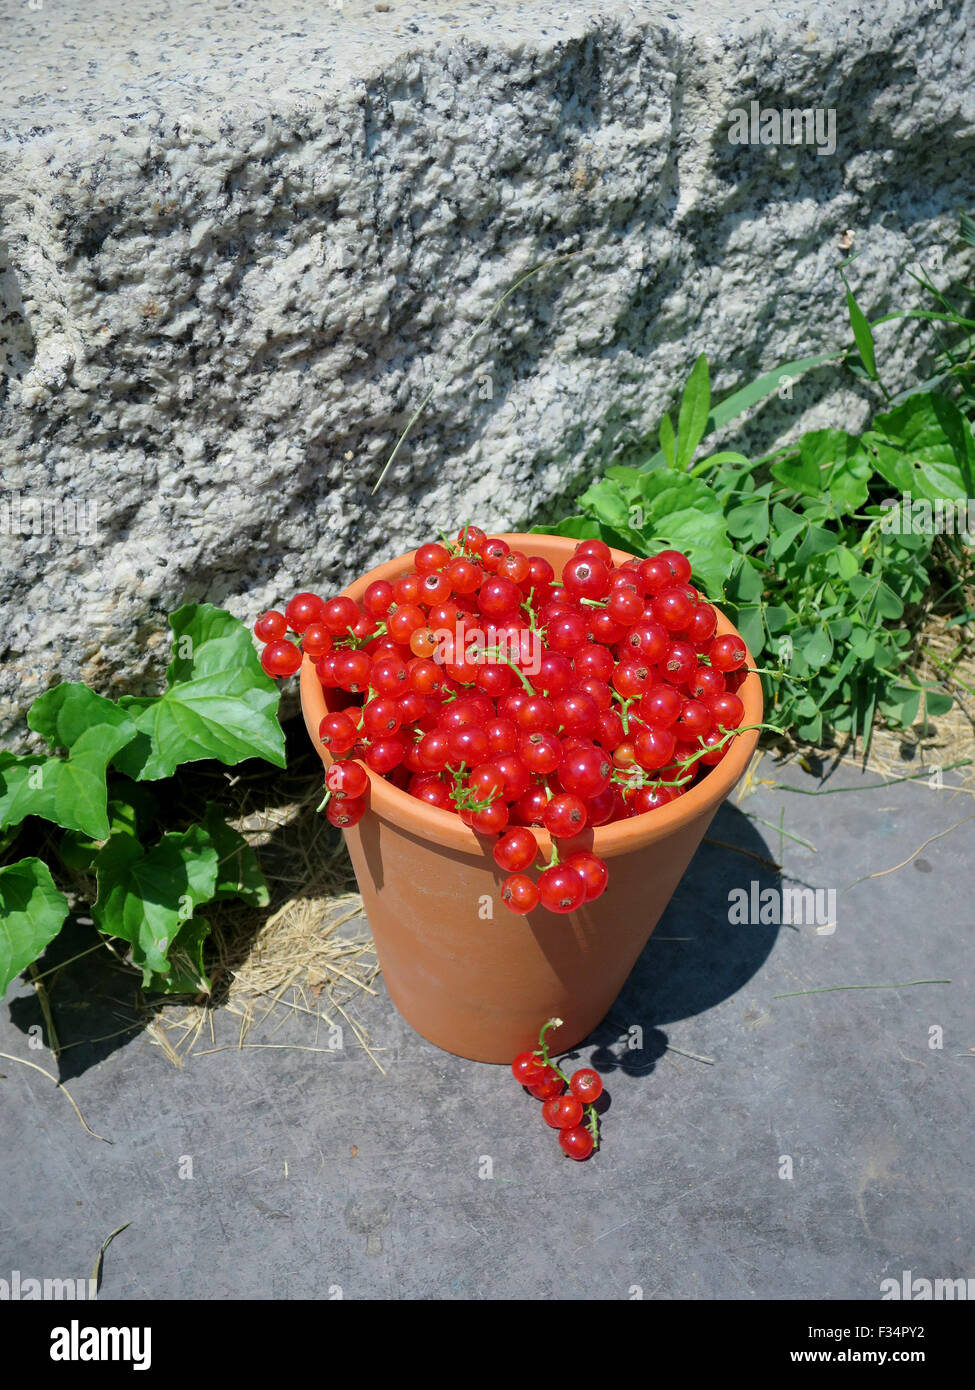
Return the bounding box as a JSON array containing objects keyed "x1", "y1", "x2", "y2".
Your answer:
[{"x1": 1, "y1": 0, "x2": 973, "y2": 746}]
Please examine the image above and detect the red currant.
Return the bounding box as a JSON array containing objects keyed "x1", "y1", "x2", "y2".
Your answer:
[
  {"x1": 559, "y1": 1126, "x2": 595, "y2": 1160},
  {"x1": 254, "y1": 610, "x2": 287, "y2": 642},
  {"x1": 501, "y1": 874, "x2": 539, "y2": 914},
  {"x1": 542, "y1": 1094, "x2": 585, "y2": 1129},
  {"x1": 537, "y1": 864, "x2": 586, "y2": 914},
  {"x1": 568, "y1": 1068, "x2": 603, "y2": 1103},
  {"x1": 261, "y1": 640, "x2": 302, "y2": 678}
]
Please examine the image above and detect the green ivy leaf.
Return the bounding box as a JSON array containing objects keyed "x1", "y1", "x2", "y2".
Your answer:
[
  {"x1": 201, "y1": 804, "x2": 269, "y2": 906},
  {"x1": 0, "y1": 859, "x2": 70, "y2": 998},
  {"x1": 58, "y1": 781, "x2": 160, "y2": 873},
  {"x1": 0, "y1": 686, "x2": 137, "y2": 839},
  {"x1": 142, "y1": 916, "x2": 212, "y2": 996},
  {"x1": 113, "y1": 604, "x2": 286, "y2": 781},
  {"x1": 92, "y1": 825, "x2": 219, "y2": 983}
]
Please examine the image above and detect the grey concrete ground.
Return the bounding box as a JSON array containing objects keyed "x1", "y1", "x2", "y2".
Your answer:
[{"x1": 1, "y1": 752, "x2": 972, "y2": 1300}]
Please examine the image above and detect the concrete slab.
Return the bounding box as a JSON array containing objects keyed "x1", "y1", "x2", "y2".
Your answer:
[{"x1": 1, "y1": 752, "x2": 972, "y2": 1299}]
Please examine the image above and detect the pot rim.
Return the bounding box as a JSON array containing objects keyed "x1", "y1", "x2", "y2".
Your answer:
[{"x1": 299, "y1": 532, "x2": 763, "y2": 859}]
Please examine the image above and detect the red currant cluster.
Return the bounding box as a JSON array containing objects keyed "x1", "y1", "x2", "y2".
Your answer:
[
  {"x1": 512, "y1": 1019, "x2": 603, "y2": 1160},
  {"x1": 253, "y1": 526, "x2": 752, "y2": 915}
]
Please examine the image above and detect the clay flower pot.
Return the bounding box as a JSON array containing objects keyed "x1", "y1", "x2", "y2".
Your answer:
[{"x1": 300, "y1": 534, "x2": 762, "y2": 1063}]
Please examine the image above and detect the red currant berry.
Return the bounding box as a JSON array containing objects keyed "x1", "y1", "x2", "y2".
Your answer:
[
  {"x1": 706, "y1": 691, "x2": 745, "y2": 730},
  {"x1": 363, "y1": 580, "x2": 394, "y2": 618},
  {"x1": 537, "y1": 864, "x2": 586, "y2": 914},
  {"x1": 501, "y1": 874, "x2": 539, "y2": 914},
  {"x1": 655, "y1": 549, "x2": 693, "y2": 584},
  {"x1": 546, "y1": 611, "x2": 589, "y2": 654},
  {"x1": 513, "y1": 786, "x2": 549, "y2": 825},
  {"x1": 542, "y1": 1094, "x2": 585, "y2": 1129},
  {"x1": 559, "y1": 1125, "x2": 595, "y2": 1160},
  {"x1": 709, "y1": 633, "x2": 748, "y2": 672},
  {"x1": 493, "y1": 827, "x2": 538, "y2": 873},
  {"x1": 687, "y1": 602, "x2": 718, "y2": 643},
  {"x1": 560, "y1": 744, "x2": 612, "y2": 800},
  {"x1": 471, "y1": 801, "x2": 509, "y2": 834},
  {"x1": 653, "y1": 587, "x2": 695, "y2": 631},
  {"x1": 301, "y1": 622, "x2": 332, "y2": 659},
  {"x1": 606, "y1": 587, "x2": 644, "y2": 625},
  {"x1": 573, "y1": 644, "x2": 614, "y2": 681},
  {"x1": 562, "y1": 555, "x2": 610, "y2": 600},
  {"x1": 661, "y1": 640, "x2": 698, "y2": 685},
  {"x1": 335, "y1": 649, "x2": 372, "y2": 693},
  {"x1": 254, "y1": 610, "x2": 287, "y2": 642},
  {"x1": 321, "y1": 595, "x2": 360, "y2": 636},
  {"x1": 562, "y1": 851, "x2": 609, "y2": 902},
  {"x1": 457, "y1": 524, "x2": 487, "y2": 554},
  {"x1": 511, "y1": 1051, "x2": 545, "y2": 1084},
  {"x1": 624, "y1": 620, "x2": 668, "y2": 663},
  {"x1": 325, "y1": 796, "x2": 366, "y2": 829},
  {"x1": 634, "y1": 726, "x2": 677, "y2": 770},
  {"x1": 325, "y1": 760, "x2": 369, "y2": 798},
  {"x1": 414, "y1": 542, "x2": 451, "y2": 574},
  {"x1": 388, "y1": 604, "x2": 426, "y2": 644},
  {"x1": 527, "y1": 1066, "x2": 565, "y2": 1100},
  {"x1": 542, "y1": 793, "x2": 588, "y2": 839},
  {"x1": 574, "y1": 538, "x2": 613, "y2": 565},
  {"x1": 365, "y1": 737, "x2": 407, "y2": 774},
  {"x1": 362, "y1": 697, "x2": 402, "y2": 737},
  {"x1": 641, "y1": 684, "x2": 682, "y2": 728},
  {"x1": 445, "y1": 557, "x2": 482, "y2": 594},
  {"x1": 260, "y1": 640, "x2": 302, "y2": 678},
  {"x1": 689, "y1": 666, "x2": 726, "y2": 700},
  {"x1": 569, "y1": 1068, "x2": 604, "y2": 1103},
  {"x1": 676, "y1": 698, "x2": 711, "y2": 740},
  {"x1": 285, "y1": 592, "x2": 327, "y2": 633}
]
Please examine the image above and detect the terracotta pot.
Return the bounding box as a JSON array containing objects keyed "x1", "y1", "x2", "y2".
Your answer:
[{"x1": 300, "y1": 534, "x2": 762, "y2": 1063}]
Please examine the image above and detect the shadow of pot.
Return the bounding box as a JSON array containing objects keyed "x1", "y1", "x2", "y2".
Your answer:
[{"x1": 300, "y1": 533, "x2": 763, "y2": 1063}]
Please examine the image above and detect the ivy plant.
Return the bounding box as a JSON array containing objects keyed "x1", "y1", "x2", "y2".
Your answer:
[{"x1": 0, "y1": 604, "x2": 285, "y2": 999}]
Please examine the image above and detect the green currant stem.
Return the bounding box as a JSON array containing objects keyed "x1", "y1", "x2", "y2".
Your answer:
[
  {"x1": 747, "y1": 665, "x2": 807, "y2": 683},
  {"x1": 535, "y1": 1017, "x2": 570, "y2": 1082},
  {"x1": 480, "y1": 646, "x2": 535, "y2": 693},
  {"x1": 521, "y1": 587, "x2": 538, "y2": 632},
  {"x1": 316, "y1": 788, "x2": 332, "y2": 813},
  {"x1": 585, "y1": 1104, "x2": 600, "y2": 1146},
  {"x1": 338, "y1": 622, "x2": 386, "y2": 650},
  {"x1": 609, "y1": 688, "x2": 635, "y2": 734}
]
